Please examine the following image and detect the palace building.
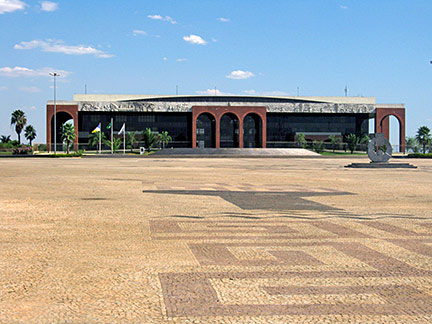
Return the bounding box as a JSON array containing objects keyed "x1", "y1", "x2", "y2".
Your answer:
[{"x1": 46, "y1": 94, "x2": 406, "y2": 151}]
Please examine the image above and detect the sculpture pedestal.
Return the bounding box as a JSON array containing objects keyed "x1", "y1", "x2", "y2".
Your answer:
[{"x1": 345, "y1": 162, "x2": 417, "y2": 169}]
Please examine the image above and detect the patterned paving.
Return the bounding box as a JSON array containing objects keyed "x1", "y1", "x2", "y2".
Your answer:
[
  {"x1": 155, "y1": 218, "x2": 432, "y2": 319},
  {"x1": 1, "y1": 158, "x2": 432, "y2": 323}
]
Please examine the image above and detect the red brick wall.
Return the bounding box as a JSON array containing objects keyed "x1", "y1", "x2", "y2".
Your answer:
[
  {"x1": 375, "y1": 107, "x2": 405, "y2": 152},
  {"x1": 192, "y1": 106, "x2": 267, "y2": 148},
  {"x1": 46, "y1": 104, "x2": 79, "y2": 151}
]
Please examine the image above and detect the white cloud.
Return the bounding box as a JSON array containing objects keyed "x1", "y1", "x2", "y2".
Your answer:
[
  {"x1": 133, "y1": 29, "x2": 147, "y2": 36},
  {"x1": 0, "y1": 66, "x2": 71, "y2": 77},
  {"x1": 340, "y1": 5, "x2": 348, "y2": 9},
  {"x1": 217, "y1": 17, "x2": 230, "y2": 22},
  {"x1": 176, "y1": 58, "x2": 187, "y2": 62},
  {"x1": 147, "y1": 14, "x2": 176, "y2": 24},
  {"x1": 14, "y1": 39, "x2": 113, "y2": 58},
  {"x1": 226, "y1": 70, "x2": 255, "y2": 80},
  {"x1": 162, "y1": 57, "x2": 167, "y2": 61},
  {"x1": 196, "y1": 89, "x2": 232, "y2": 96},
  {"x1": 0, "y1": 86, "x2": 7, "y2": 91},
  {"x1": 0, "y1": 0, "x2": 26, "y2": 14},
  {"x1": 211, "y1": 38, "x2": 217, "y2": 42},
  {"x1": 19, "y1": 86, "x2": 41, "y2": 93},
  {"x1": 40, "y1": 1, "x2": 58, "y2": 12},
  {"x1": 243, "y1": 89, "x2": 290, "y2": 96},
  {"x1": 243, "y1": 90, "x2": 257, "y2": 95},
  {"x1": 183, "y1": 34, "x2": 207, "y2": 45}
]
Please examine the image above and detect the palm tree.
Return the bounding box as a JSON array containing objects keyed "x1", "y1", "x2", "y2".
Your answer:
[
  {"x1": 416, "y1": 126, "x2": 431, "y2": 153},
  {"x1": 0, "y1": 135, "x2": 11, "y2": 143},
  {"x1": 88, "y1": 132, "x2": 106, "y2": 150},
  {"x1": 61, "y1": 123, "x2": 76, "y2": 154},
  {"x1": 24, "y1": 125, "x2": 37, "y2": 145},
  {"x1": 158, "y1": 131, "x2": 172, "y2": 149},
  {"x1": 10, "y1": 110, "x2": 27, "y2": 144},
  {"x1": 142, "y1": 128, "x2": 158, "y2": 151},
  {"x1": 104, "y1": 137, "x2": 122, "y2": 153},
  {"x1": 329, "y1": 135, "x2": 341, "y2": 152},
  {"x1": 406, "y1": 136, "x2": 419, "y2": 153},
  {"x1": 296, "y1": 133, "x2": 307, "y2": 148},
  {"x1": 359, "y1": 134, "x2": 370, "y2": 152},
  {"x1": 126, "y1": 131, "x2": 137, "y2": 152},
  {"x1": 345, "y1": 134, "x2": 358, "y2": 154}
]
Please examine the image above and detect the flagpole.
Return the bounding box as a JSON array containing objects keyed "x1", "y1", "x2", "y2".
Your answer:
[
  {"x1": 110, "y1": 118, "x2": 113, "y2": 154},
  {"x1": 123, "y1": 124, "x2": 126, "y2": 155},
  {"x1": 99, "y1": 127, "x2": 101, "y2": 154}
]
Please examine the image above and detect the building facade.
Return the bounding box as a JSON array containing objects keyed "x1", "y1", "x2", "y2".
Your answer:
[{"x1": 46, "y1": 94, "x2": 406, "y2": 151}]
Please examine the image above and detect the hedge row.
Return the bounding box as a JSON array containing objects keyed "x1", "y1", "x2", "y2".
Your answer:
[{"x1": 407, "y1": 153, "x2": 432, "y2": 158}]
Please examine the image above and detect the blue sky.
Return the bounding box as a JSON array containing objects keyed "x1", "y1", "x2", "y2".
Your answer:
[{"x1": 1, "y1": 0, "x2": 431, "y2": 143}]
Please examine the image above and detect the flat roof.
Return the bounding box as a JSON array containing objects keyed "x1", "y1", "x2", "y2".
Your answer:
[{"x1": 72, "y1": 94, "x2": 376, "y2": 105}]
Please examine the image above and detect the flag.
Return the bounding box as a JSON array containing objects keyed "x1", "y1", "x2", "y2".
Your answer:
[
  {"x1": 106, "y1": 122, "x2": 112, "y2": 129},
  {"x1": 118, "y1": 123, "x2": 125, "y2": 135},
  {"x1": 92, "y1": 123, "x2": 101, "y2": 133}
]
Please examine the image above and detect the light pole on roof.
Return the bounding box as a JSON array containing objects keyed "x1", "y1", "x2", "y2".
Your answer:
[{"x1": 49, "y1": 72, "x2": 60, "y2": 153}]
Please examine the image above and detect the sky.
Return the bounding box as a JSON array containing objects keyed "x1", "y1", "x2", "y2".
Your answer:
[{"x1": 1, "y1": 0, "x2": 431, "y2": 144}]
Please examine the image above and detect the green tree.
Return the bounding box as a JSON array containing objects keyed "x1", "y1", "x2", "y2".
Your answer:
[
  {"x1": 10, "y1": 110, "x2": 27, "y2": 144},
  {"x1": 329, "y1": 135, "x2": 341, "y2": 152},
  {"x1": 158, "y1": 131, "x2": 172, "y2": 149},
  {"x1": 61, "y1": 123, "x2": 76, "y2": 154},
  {"x1": 296, "y1": 133, "x2": 307, "y2": 149},
  {"x1": 345, "y1": 134, "x2": 358, "y2": 154},
  {"x1": 312, "y1": 140, "x2": 324, "y2": 153},
  {"x1": 406, "y1": 136, "x2": 419, "y2": 153},
  {"x1": 24, "y1": 125, "x2": 37, "y2": 145},
  {"x1": 1, "y1": 135, "x2": 11, "y2": 143},
  {"x1": 88, "y1": 132, "x2": 107, "y2": 150},
  {"x1": 142, "y1": 128, "x2": 158, "y2": 151},
  {"x1": 416, "y1": 126, "x2": 431, "y2": 153},
  {"x1": 104, "y1": 137, "x2": 122, "y2": 153},
  {"x1": 359, "y1": 134, "x2": 370, "y2": 152},
  {"x1": 126, "y1": 131, "x2": 137, "y2": 152}
]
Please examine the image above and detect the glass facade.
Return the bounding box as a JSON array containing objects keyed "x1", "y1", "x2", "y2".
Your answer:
[
  {"x1": 243, "y1": 114, "x2": 262, "y2": 148},
  {"x1": 220, "y1": 114, "x2": 239, "y2": 148},
  {"x1": 266, "y1": 113, "x2": 369, "y2": 147},
  {"x1": 79, "y1": 112, "x2": 191, "y2": 147},
  {"x1": 196, "y1": 113, "x2": 215, "y2": 148},
  {"x1": 77, "y1": 111, "x2": 370, "y2": 148}
]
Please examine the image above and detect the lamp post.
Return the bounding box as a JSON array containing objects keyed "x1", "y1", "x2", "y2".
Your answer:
[{"x1": 49, "y1": 72, "x2": 60, "y2": 153}]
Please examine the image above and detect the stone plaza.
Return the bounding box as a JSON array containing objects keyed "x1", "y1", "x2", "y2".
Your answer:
[{"x1": 1, "y1": 156, "x2": 432, "y2": 323}]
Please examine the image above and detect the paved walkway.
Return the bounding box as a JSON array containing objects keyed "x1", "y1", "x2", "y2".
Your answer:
[{"x1": 0, "y1": 157, "x2": 431, "y2": 323}]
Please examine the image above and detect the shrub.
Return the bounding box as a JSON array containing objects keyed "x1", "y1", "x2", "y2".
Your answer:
[
  {"x1": 37, "y1": 144, "x2": 48, "y2": 151},
  {"x1": 12, "y1": 145, "x2": 33, "y2": 155},
  {"x1": 313, "y1": 140, "x2": 324, "y2": 153},
  {"x1": 10, "y1": 140, "x2": 20, "y2": 147},
  {"x1": 51, "y1": 152, "x2": 82, "y2": 157},
  {"x1": 407, "y1": 153, "x2": 432, "y2": 158},
  {"x1": 0, "y1": 142, "x2": 14, "y2": 151},
  {"x1": 345, "y1": 134, "x2": 358, "y2": 154}
]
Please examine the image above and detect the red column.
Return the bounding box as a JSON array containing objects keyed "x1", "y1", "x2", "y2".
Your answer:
[
  {"x1": 239, "y1": 117, "x2": 244, "y2": 148},
  {"x1": 381, "y1": 116, "x2": 390, "y2": 140},
  {"x1": 192, "y1": 114, "x2": 197, "y2": 148},
  {"x1": 261, "y1": 113, "x2": 267, "y2": 148},
  {"x1": 215, "y1": 116, "x2": 220, "y2": 148}
]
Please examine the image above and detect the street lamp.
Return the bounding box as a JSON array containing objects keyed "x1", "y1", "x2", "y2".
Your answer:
[{"x1": 49, "y1": 72, "x2": 60, "y2": 153}]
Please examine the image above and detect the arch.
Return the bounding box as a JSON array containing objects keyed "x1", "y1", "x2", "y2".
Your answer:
[
  {"x1": 50, "y1": 111, "x2": 74, "y2": 152},
  {"x1": 375, "y1": 107, "x2": 405, "y2": 153},
  {"x1": 196, "y1": 113, "x2": 216, "y2": 148},
  {"x1": 219, "y1": 113, "x2": 239, "y2": 148},
  {"x1": 379, "y1": 114, "x2": 402, "y2": 153},
  {"x1": 243, "y1": 113, "x2": 262, "y2": 148}
]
